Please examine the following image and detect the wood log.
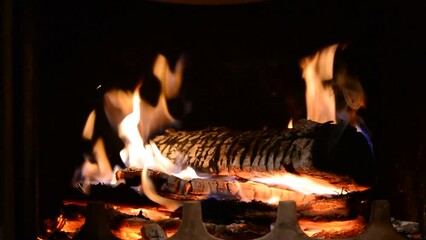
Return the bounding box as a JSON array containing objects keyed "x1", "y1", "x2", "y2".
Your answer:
[
  {"x1": 144, "y1": 169, "x2": 317, "y2": 205},
  {"x1": 116, "y1": 166, "x2": 368, "y2": 202},
  {"x1": 152, "y1": 119, "x2": 320, "y2": 175},
  {"x1": 113, "y1": 169, "x2": 370, "y2": 221},
  {"x1": 151, "y1": 119, "x2": 375, "y2": 186}
]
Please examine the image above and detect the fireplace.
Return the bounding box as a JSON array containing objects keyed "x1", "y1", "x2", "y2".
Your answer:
[{"x1": 1, "y1": 0, "x2": 426, "y2": 239}]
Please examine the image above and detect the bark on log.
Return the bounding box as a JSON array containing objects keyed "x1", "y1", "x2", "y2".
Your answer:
[
  {"x1": 151, "y1": 119, "x2": 375, "y2": 185},
  {"x1": 152, "y1": 119, "x2": 319, "y2": 175}
]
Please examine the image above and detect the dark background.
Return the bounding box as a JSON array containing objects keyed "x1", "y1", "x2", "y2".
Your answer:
[
  {"x1": 2, "y1": 0, "x2": 426, "y2": 239},
  {"x1": 37, "y1": 0, "x2": 380, "y2": 216}
]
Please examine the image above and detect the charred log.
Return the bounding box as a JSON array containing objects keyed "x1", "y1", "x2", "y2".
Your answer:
[
  {"x1": 113, "y1": 169, "x2": 371, "y2": 221},
  {"x1": 152, "y1": 119, "x2": 319, "y2": 175},
  {"x1": 151, "y1": 119, "x2": 375, "y2": 186},
  {"x1": 116, "y1": 169, "x2": 317, "y2": 204}
]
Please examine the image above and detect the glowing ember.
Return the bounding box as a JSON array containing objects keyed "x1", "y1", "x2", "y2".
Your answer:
[
  {"x1": 299, "y1": 216, "x2": 366, "y2": 237},
  {"x1": 59, "y1": 214, "x2": 86, "y2": 235},
  {"x1": 47, "y1": 201, "x2": 366, "y2": 240}
]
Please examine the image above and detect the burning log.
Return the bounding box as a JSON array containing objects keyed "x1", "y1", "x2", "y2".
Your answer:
[
  {"x1": 152, "y1": 119, "x2": 320, "y2": 174},
  {"x1": 114, "y1": 169, "x2": 371, "y2": 221},
  {"x1": 117, "y1": 169, "x2": 317, "y2": 204},
  {"x1": 151, "y1": 119, "x2": 375, "y2": 185}
]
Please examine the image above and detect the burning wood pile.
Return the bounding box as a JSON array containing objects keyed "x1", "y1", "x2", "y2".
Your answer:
[
  {"x1": 109, "y1": 118, "x2": 373, "y2": 238},
  {"x1": 114, "y1": 118, "x2": 372, "y2": 203},
  {"x1": 41, "y1": 44, "x2": 405, "y2": 239}
]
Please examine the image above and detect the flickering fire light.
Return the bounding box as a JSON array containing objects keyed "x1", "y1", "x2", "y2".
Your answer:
[{"x1": 68, "y1": 45, "x2": 373, "y2": 239}]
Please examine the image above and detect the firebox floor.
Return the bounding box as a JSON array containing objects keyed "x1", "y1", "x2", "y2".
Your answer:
[{"x1": 37, "y1": 200, "x2": 421, "y2": 240}]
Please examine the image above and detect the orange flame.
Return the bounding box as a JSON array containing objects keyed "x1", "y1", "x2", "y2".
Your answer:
[
  {"x1": 78, "y1": 138, "x2": 114, "y2": 193},
  {"x1": 113, "y1": 54, "x2": 194, "y2": 210},
  {"x1": 300, "y1": 43, "x2": 368, "y2": 134},
  {"x1": 287, "y1": 119, "x2": 293, "y2": 129},
  {"x1": 76, "y1": 54, "x2": 201, "y2": 210},
  {"x1": 82, "y1": 110, "x2": 96, "y2": 140},
  {"x1": 300, "y1": 44, "x2": 338, "y2": 123},
  {"x1": 252, "y1": 173, "x2": 342, "y2": 195}
]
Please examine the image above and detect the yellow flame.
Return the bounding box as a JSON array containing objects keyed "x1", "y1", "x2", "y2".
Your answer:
[
  {"x1": 287, "y1": 119, "x2": 293, "y2": 129},
  {"x1": 138, "y1": 54, "x2": 185, "y2": 143},
  {"x1": 267, "y1": 196, "x2": 280, "y2": 205},
  {"x1": 82, "y1": 110, "x2": 96, "y2": 140},
  {"x1": 300, "y1": 44, "x2": 338, "y2": 123},
  {"x1": 172, "y1": 166, "x2": 202, "y2": 180},
  {"x1": 115, "y1": 85, "x2": 180, "y2": 210},
  {"x1": 252, "y1": 173, "x2": 341, "y2": 195},
  {"x1": 79, "y1": 138, "x2": 114, "y2": 193},
  {"x1": 104, "y1": 89, "x2": 135, "y2": 132},
  {"x1": 114, "y1": 54, "x2": 199, "y2": 210},
  {"x1": 76, "y1": 54, "x2": 192, "y2": 211}
]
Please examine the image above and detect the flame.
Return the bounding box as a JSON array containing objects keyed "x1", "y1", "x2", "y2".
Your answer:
[
  {"x1": 78, "y1": 138, "x2": 114, "y2": 193},
  {"x1": 117, "y1": 83, "x2": 202, "y2": 210},
  {"x1": 76, "y1": 50, "x2": 370, "y2": 212},
  {"x1": 300, "y1": 44, "x2": 338, "y2": 123},
  {"x1": 287, "y1": 119, "x2": 293, "y2": 129},
  {"x1": 252, "y1": 173, "x2": 342, "y2": 195},
  {"x1": 82, "y1": 110, "x2": 96, "y2": 140},
  {"x1": 300, "y1": 44, "x2": 370, "y2": 135},
  {"x1": 114, "y1": 54, "x2": 191, "y2": 211},
  {"x1": 267, "y1": 196, "x2": 280, "y2": 205},
  {"x1": 76, "y1": 54, "x2": 198, "y2": 210}
]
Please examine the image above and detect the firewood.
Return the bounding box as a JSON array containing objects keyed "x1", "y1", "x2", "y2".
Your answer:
[
  {"x1": 116, "y1": 166, "x2": 367, "y2": 204},
  {"x1": 144, "y1": 170, "x2": 369, "y2": 221},
  {"x1": 152, "y1": 119, "x2": 319, "y2": 175},
  {"x1": 143, "y1": 169, "x2": 317, "y2": 204},
  {"x1": 297, "y1": 197, "x2": 351, "y2": 220},
  {"x1": 151, "y1": 119, "x2": 375, "y2": 185}
]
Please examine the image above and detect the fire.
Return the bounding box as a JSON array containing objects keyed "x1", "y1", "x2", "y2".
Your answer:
[
  {"x1": 76, "y1": 53, "x2": 203, "y2": 210},
  {"x1": 112, "y1": 54, "x2": 199, "y2": 210},
  {"x1": 287, "y1": 119, "x2": 293, "y2": 129},
  {"x1": 300, "y1": 43, "x2": 368, "y2": 136},
  {"x1": 77, "y1": 138, "x2": 114, "y2": 192},
  {"x1": 300, "y1": 44, "x2": 338, "y2": 123},
  {"x1": 252, "y1": 173, "x2": 343, "y2": 195},
  {"x1": 75, "y1": 47, "x2": 369, "y2": 212}
]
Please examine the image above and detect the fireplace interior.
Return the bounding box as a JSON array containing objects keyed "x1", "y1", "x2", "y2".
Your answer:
[{"x1": 1, "y1": 0, "x2": 426, "y2": 239}]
